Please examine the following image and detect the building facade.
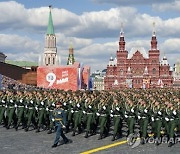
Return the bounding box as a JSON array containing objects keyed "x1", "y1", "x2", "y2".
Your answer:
[
  {"x1": 173, "y1": 60, "x2": 180, "y2": 88},
  {"x1": 104, "y1": 27, "x2": 173, "y2": 90}
]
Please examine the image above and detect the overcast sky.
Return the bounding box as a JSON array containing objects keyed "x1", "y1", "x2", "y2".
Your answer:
[{"x1": 0, "y1": 0, "x2": 179, "y2": 72}]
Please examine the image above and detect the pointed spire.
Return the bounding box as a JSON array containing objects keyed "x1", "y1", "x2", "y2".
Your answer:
[
  {"x1": 152, "y1": 22, "x2": 156, "y2": 36},
  {"x1": 120, "y1": 22, "x2": 124, "y2": 36},
  {"x1": 151, "y1": 22, "x2": 157, "y2": 50},
  {"x1": 47, "y1": 5, "x2": 54, "y2": 35}
]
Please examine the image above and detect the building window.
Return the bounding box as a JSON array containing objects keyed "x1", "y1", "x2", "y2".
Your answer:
[
  {"x1": 152, "y1": 68, "x2": 156, "y2": 74},
  {"x1": 120, "y1": 69, "x2": 123, "y2": 75},
  {"x1": 48, "y1": 57, "x2": 50, "y2": 64},
  {"x1": 53, "y1": 57, "x2": 55, "y2": 65}
]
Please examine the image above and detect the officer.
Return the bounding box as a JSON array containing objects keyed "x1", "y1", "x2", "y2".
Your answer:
[{"x1": 51, "y1": 102, "x2": 71, "y2": 148}]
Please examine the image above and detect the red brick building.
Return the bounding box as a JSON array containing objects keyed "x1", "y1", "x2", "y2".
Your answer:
[{"x1": 104, "y1": 28, "x2": 173, "y2": 89}]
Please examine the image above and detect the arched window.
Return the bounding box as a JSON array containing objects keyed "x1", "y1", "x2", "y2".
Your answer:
[
  {"x1": 120, "y1": 69, "x2": 123, "y2": 75},
  {"x1": 53, "y1": 57, "x2": 55, "y2": 65},
  {"x1": 152, "y1": 68, "x2": 156, "y2": 74}
]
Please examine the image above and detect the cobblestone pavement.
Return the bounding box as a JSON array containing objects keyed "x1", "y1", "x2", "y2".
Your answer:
[{"x1": 0, "y1": 126, "x2": 179, "y2": 154}]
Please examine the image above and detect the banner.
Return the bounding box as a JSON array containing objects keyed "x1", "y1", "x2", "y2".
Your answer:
[
  {"x1": 0, "y1": 74, "x2": 2, "y2": 89},
  {"x1": 37, "y1": 66, "x2": 79, "y2": 91}
]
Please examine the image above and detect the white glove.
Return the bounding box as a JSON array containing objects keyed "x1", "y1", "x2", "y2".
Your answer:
[
  {"x1": 131, "y1": 108, "x2": 134, "y2": 113},
  {"x1": 88, "y1": 105, "x2": 92, "y2": 109},
  {"x1": 110, "y1": 110, "x2": 113, "y2": 113},
  {"x1": 30, "y1": 100, "x2": 33, "y2": 104},
  {"x1": 71, "y1": 110, "x2": 74, "y2": 113},
  {"x1": 14, "y1": 104, "x2": 17, "y2": 108},
  {"x1": 77, "y1": 103, "x2": 80, "y2": 107},
  {"x1": 173, "y1": 110, "x2": 177, "y2": 115},
  {"x1": 64, "y1": 102, "x2": 66, "y2": 106},
  {"x1": 70, "y1": 100, "x2": 72, "y2": 104},
  {"x1": 83, "y1": 111, "x2": 86, "y2": 114},
  {"x1": 116, "y1": 107, "x2": 119, "y2": 111},
  {"x1": 138, "y1": 115, "x2": 141, "y2": 119},
  {"x1": 52, "y1": 118, "x2": 55, "y2": 122},
  {"x1": 125, "y1": 115, "x2": 128, "y2": 118},
  {"x1": 5, "y1": 105, "x2": 8, "y2": 108},
  {"x1": 158, "y1": 111, "x2": 162, "y2": 115},
  {"x1": 110, "y1": 114, "x2": 113, "y2": 117},
  {"x1": 151, "y1": 117, "x2": 154, "y2": 121},
  {"x1": 35, "y1": 107, "x2": 38, "y2": 110},
  {"x1": 52, "y1": 103, "x2": 55, "y2": 107},
  {"x1": 165, "y1": 117, "x2": 169, "y2": 121},
  {"x1": 20, "y1": 99, "x2": 23, "y2": 103},
  {"x1": 103, "y1": 106, "x2": 106, "y2": 110},
  {"x1": 10, "y1": 100, "x2": 13, "y2": 103},
  {"x1": 25, "y1": 105, "x2": 28, "y2": 109},
  {"x1": 144, "y1": 109, "x2": 148, "y2": 113},
  {"x1": 2, "y1": 100, "x2": 5, "y2": 103},
  {"x1": 46, "y1": 107, "x2": 49, "y2": 111},
  {"x1": 96, "y1": 113, "x2": 100, "y2": 116},
  {"x1": 62, "y1": 125, "x2": 66, "y2": 129},
  {"x1": 41, "y1": 102, "x2": 44, "y2": 105}
]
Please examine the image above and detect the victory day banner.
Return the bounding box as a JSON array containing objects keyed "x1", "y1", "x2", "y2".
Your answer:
[{"x1": 37, "y1": 66, "x2": 79, "y2": 91}]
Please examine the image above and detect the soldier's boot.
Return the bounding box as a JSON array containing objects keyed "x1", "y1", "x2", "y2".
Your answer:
[
  {"x1": 51, "y1": 143, "x2": 57, "y2": 148},
  {"x1": 111, "y1": 134, "x2": 116, "y2": 141},
  {"x1": 155, "y1": 138, "x2": 161, "y2": 146},
  {"x1": 168, "y1": 138, "x2": 175, "y2": 147},
  {"x1": 6, "y1": 125, "x2": 10, "y2": 129},
  {"x1": 47, "y1": 129, "x2": 53, "y2": 134},
  {"x1": 36, "y1": 127, "x2": 40, "y2": 133},
  {"x1": 98, "y1": 133, "x2": 103, "y2": 140},
  {"x1": 141, "y1": 138, "x2": 145, "y2": 145},
  {"x1": 25, "y1": 127, "x2": 29, "y2": 132},
  {"x1": 84, "y1": 131, "x2": 89, "y2": 138},
  {"x1": 15, "y1": 124, "x2": 19, "y2": 131},
  {"x1": 72, "y1": 130, "x2": 76, "y2": 136}
]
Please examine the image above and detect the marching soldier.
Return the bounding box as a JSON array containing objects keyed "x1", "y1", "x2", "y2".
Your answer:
[{"x1": 51, "y1": 102, "x2": 71, "y2": 148}]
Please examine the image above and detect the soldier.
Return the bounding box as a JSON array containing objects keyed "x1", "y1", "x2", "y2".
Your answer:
[
  {"x1": 15, "y1": 92, "x2": 26, "y2": 130},
  {"x1": 0, "y1": 91, "x2": 7, "y2": 126},
  {"x1": 124, "y1": 100, "x2": 136, "y2": 136},
  {"x1": 110, "y1": 98, "x2": 123, "y2": 141},
  {"x1": 6, "y1": 91, "x2": 17, "y2": 129},
  {"x1": 137, "y1": 100, "x2": 149, "y2": 144},
  {"x1": 71, "y1": 96, "x2": 83, "y2": 136},
  {"x1": 164, "y1": 102, "x2": 177, "y2": 147},
  {"x1": 25, "y1": 93, "x2": 37, "y2": 132},
  {"x1": 51, "y1": 102, "x2": 71, "y2": 148},
  {"x1": 151, "y1": 101, "x2": 163, "y2": 146},
  {"x1": 83, "y1": 97, "x2": 96, "y2": 138},
  {"x1": 96, "y1": 99, "x2": 110, "y2": 140}
]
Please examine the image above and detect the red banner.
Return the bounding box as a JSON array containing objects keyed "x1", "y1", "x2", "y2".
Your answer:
[{"x1": 37, "y1": 66, "x2": 79, "y2": 91}]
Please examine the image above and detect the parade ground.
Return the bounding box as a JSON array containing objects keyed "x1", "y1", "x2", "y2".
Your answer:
[{"x1": 0, "y1": 126, "x2": 179, "y2": 154}]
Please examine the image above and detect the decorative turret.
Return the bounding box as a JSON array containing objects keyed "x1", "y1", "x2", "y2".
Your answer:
[
  {"x1": 144, "y1": 66, "x2": 149, "y2": 75},
  {"x1": 67, "y1": 42, "x2": 75, "y2": 65},
  {"x1": 161, "y1": 56, "x2": 169, "y2": 65},
  {"x1": 108, "y1": 55, "x2": 114, "y2": 66}
]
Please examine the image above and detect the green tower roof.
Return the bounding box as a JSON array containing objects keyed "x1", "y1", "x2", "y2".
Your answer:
[{"x1": 47, "y1": 7, "x2": 54, "y2": 35}]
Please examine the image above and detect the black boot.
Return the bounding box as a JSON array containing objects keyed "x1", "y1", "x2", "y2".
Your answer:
[
  {"x1": 15, "y1": 125, "x2": 19, "y2": 131},
  {"x1": 51, "y1": 144, "x2": 57, "y2": 148},
  {"x1": 47, "y1": 129, "x2": 52, "y2": 134},
  {"x1": 98, "y1": 133, "x2": 103, "y2": 140},
  {"x1": 168, "y1": 142, "x2": 174, "y2": 147},
  {"x1": 36, "y1": 127, "x2": 40, "y2": 133},
  {"x1": 6, "y1": 125, "x2": 10, "y2": 129},
  {"x1": 111, "y1": 135, "x2": 116, "y2": 141},
  {"x1": 72, "y1": 131, "x2": 75, "y2": 136},
  {"x1": 25, "y1": 127, "x2": 29, "y2": 132},
  {"x1": 84, "y1": 131, "x2": 89, "y2": 138}
]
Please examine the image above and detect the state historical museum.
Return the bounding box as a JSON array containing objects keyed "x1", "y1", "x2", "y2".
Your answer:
[{"x1": 104, "y1": 27, "x2": 173, "y2": 89}]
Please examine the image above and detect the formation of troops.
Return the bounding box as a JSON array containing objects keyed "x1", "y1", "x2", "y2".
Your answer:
[{"x1": 0, "y1": 88, "x2": 179, "y2": 147}]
